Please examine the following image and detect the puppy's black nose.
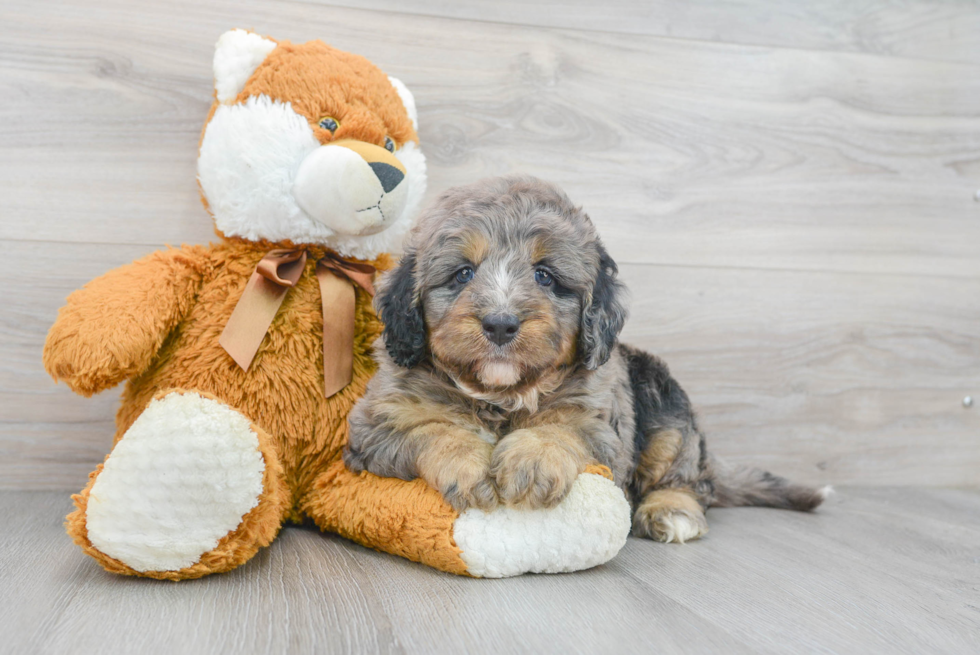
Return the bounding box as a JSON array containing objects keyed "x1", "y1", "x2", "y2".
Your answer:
[
  {"x1": 369, "y1": 162, "x2": 404, "y2": 193},
  {"x1": 482, "y1": 313, "x2": 520, "y2": 346}
]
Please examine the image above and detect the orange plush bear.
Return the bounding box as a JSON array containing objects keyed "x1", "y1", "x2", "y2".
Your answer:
[{"x1": 43, "y1": 30, "x2": 630, "y2": 580}]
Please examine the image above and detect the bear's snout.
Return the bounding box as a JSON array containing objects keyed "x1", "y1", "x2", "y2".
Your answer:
[{"x1": 292, "y1": 139, "x2": 409, "y2": 237}]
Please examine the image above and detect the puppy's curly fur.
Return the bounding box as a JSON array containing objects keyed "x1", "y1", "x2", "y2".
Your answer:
[{"x1": 345, "y1": 175, "x2": 827, "y2": 543}]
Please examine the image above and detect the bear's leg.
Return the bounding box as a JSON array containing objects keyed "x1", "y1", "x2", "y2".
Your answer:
[
  {"x1": 67, "y1": 389, "x2": 290, "y2": 580},
  {"x1": 300, "y1": 461, "x2": 631, "y2": 578},
  {"x1": 301, "y1": 460, "x2": 470, "y2": 575}
]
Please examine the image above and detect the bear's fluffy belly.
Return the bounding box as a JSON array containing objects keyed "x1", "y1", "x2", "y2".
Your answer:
[{"x1": 112, "y1": 253, "x2": 382, "y2": 501}]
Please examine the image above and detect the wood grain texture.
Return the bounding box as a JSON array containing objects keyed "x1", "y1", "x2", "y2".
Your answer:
[
  {"x1": 618, "y1": 263, "x2": 980, "y2": 486},
  {"x1": 325, "y1": 0, "x2": 980, "y2": 66},
  {"x1": 1, "y1": 0, "x2": 978, "y2": 491},
  {"x1": 1, "y1": 0, "x2": 979, "y2": 276},
  {"x1": 2, "y1": 488, "x2": 978, "y2": 654}
]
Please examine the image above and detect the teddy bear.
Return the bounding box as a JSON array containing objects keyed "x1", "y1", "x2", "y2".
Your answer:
[{"x1": 42, "y1": 29, "x2": 631, "y2": 580}]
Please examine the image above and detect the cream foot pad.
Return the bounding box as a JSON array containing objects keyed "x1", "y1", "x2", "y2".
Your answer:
[
  {"x1": 85, "y1": 392, "x2": 265, "y2": 572},
  {"x1": 453, "y1": 471, "x2": 631, "y2": 578}
]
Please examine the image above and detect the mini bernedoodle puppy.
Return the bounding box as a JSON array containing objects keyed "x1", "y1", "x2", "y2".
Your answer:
[{"x1": 345, "y1": 175, "x2": 827, "y2": 543}]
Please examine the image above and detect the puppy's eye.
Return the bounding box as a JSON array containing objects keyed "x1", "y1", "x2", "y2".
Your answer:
[
  {"x1": 384, "y1": 136, "x2": 396, "y2": 152},
  {"x1": 455, "y1": 266, "x2": 474, "y2": 284},
  {"x1": 318, "y1": 116, "x2": 339, "y2": 133},
  {"x1": 534, "y1": 268, "x2": 553, "y2": 287}
]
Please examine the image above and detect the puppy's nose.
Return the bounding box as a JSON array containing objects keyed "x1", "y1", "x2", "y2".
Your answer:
[
  {"x1": 369, "y1": 162, "x2": 404, "y2": 193},
  {"x1": 482, "y1": 313, "x2": 520, "y2": 346}
]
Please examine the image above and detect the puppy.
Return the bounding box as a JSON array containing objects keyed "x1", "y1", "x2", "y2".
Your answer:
[{"x1": 345, "y1": 175, "x2": 827, "y2": 543}]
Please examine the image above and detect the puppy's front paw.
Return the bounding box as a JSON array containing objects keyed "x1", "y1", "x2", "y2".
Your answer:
[
  {"x1": 442, "y1": 471, "x2": 498, "y2": 513},
  {"x1": 420, "y1": 442, "x2": 498, "y2": 512},
  {"x1": 491, "y1": 428, "x2": 587, "y2": 509},
  {"x1": 342, "y1": 445, "x2": 367, "y2": 473}
]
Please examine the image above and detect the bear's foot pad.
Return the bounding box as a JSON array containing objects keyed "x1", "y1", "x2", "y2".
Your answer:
[
  {"x1": 85, "y1": 391, "x2": 265, "y2": 572},
  {"x1": 452, "y1": 471, "x2": 631, "y2": 578}
]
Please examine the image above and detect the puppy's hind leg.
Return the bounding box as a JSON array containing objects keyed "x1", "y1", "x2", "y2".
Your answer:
[
  {"x1": 630, "y1": 427, "x2": 710, "y2": 543},
  {"x1": 632, "y1": 487, "x2": 709, "y2": 544},
  {"x1": 623, "y1": 346, "x2": 714, "y2": 543}
]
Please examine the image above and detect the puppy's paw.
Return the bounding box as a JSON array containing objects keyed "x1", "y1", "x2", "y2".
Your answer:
[
  {"x1": 342, "y1": 445, "x2": 367, "y2": 473},
  {"x1": 442, "y1": 472, "x2": 498, "y2": 513},
  {"x1": 636, "y1": 509, "x2": 708, "y2": 543},
  {"x1": 491, "y1": 428, "x2": 587, "y2": 509},
  {"x1": 632, "y1": 489, "x2": 708, "y2": 544},
  {"x1": 420, "y1": 441, "x2": 498, "y2": 512}
]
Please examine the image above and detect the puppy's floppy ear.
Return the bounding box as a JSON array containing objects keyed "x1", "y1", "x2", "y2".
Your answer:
[
  {"x1": 376, "y1": 251, "x2": 427, "y2": 368},
  {"x1": 579, "y1": 245, "x2": 628, "y2": 370}
]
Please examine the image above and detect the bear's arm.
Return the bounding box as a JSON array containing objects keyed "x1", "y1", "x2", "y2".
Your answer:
[{"x1": 43, "y1": 245, "x2": 210, "y2": 396}]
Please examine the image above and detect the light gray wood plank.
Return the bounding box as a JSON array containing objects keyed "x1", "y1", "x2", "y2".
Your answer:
[
  {"x1": 4, "y1": 240, "x2": 977, "y2": 491},
  {"x1": 620, "y1": 263, "x2": 980, "y2": 487},
  {"x1": 322, "y1": 0, "x2": 980, "y2": 66},
  {"x1": 0, "y1": 492, "x2": 754, "y2": 655},
  {"x1": 2, "y1": 488, "x2": 978, "y2": 654},
  {"x1": 612, "y1": 486, "x2": 980, "y2": 653},
  {"x1": 0, "y1": 241, "x2": 155, "y2": 489},
  {"x1": 1, "y1": 0, "x2": 978, "y2": 278}
]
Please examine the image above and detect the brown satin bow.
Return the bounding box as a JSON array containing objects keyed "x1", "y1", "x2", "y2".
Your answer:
[{"x1": 218, "y1": 249, "x2": 375, "y2": 398}]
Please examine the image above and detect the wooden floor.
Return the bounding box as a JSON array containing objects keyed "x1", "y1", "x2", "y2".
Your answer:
[{"x1": 3, "y1": 487, "x2": 978, "y2": 654}]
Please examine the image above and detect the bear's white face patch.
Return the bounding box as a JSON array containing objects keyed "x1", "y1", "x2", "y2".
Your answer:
[
  {"x1": 198, "y1": 95, "x2": 320, "y2": 244},
  {"x1": 197, "y1": 94, "x2": 426, "y2": 259}
]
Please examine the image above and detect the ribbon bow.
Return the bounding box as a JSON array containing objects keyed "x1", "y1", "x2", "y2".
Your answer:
[{"x1": 219, "y1": 249, "x2": 376, "y2": 398}]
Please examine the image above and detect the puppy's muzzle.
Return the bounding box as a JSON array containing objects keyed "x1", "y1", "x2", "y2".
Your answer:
[
  {"x1": 292, "y1": 139, "x2": 408, "y2": 236},
  {"x1": 482, "y1": 313, "x2": 520, "y2": 346}
]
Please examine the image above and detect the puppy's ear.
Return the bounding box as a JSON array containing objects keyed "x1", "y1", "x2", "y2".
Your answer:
[
  {"x1": 579, "y1": 245, "x2": 628, "y2": 370},
  {"x1": 376, "y1": 252, "x2": 427, "y2": 368}
]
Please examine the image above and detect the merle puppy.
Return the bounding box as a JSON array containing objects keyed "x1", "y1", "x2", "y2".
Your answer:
[{"x1": 345, "y1": 175, "x2": 826, "y2": 543}]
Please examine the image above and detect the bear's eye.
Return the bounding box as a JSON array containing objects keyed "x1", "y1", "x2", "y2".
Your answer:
[
  {"x1": 534, "y1": 268, "x2": 553, "y2": 287},
  {"x1": 318, "y1": 117, "x2": 339, "y2": 133},
  {"x1": 384, "y1": 136, "x2": 396, "y2": 152},
  {"x1": 455, "y1": 266, "x2": 474, "y2": 284}
]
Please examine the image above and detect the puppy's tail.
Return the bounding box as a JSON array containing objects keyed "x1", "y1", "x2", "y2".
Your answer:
[{"x1": 709, "y1": 457, "x2": 831, "y2": 511}]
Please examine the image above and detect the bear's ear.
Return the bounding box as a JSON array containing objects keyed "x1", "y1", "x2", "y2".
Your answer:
[
  {"x1": 376, "y1": 252, "x2": 427, "y2": 368},
  {"x1": 213, "y1": 29, "x2": 277, "y2": 104},
  {"x1": 387, "y1": 76, "x2": 419, "y2": 131}
]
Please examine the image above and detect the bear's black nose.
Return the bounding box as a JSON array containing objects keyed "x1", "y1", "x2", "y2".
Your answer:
[
  {"x1": 369, "y1": 162, "x2": 404, "y2": 193},
  {"x1": 482, "y1": 313, "x2": 520, "y2": 346}
]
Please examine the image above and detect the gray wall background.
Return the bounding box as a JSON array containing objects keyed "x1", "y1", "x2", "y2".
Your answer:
[{"x1": 2, "y1": 0, "x2": 978, "y2": 490}]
